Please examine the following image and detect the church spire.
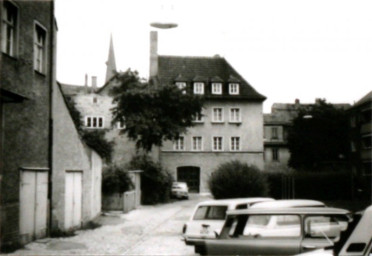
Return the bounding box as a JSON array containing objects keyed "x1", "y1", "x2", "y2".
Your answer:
[{"x1": 105, "y1": 34, "x2": 117, "y2": 83}]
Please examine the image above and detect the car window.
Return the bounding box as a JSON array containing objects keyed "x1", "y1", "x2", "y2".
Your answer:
[
  {"x1": 304, "y1": 216, "x2": 349, "y2": 241},
  {"x1": 242, "y1": 214, "x2": 301, "y2": 238},
  {"x1": 235, "y1": 204, "x2": 248, "y2": 210},
  {"x1": 193, "y1": 205, "x2": 228, "y2": 220}
]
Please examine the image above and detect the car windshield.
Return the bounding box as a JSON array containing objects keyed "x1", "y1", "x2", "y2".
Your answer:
[
  {"x1": 304, "y1": 215, "x2": 349, "y2": 241},
  {"x1": 193, "y1": 205, "x2": 228, "y2": 220}
]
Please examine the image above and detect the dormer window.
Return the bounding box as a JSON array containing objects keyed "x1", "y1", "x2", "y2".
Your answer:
[
  {"x1": 193, "y1": 82, "x2": 204, "y2": 94},
  {"x1": 211, "y1": 83, "x2": 222, "y2": 95},
  {"x1": 229, "y1": 83, "x2": 239, "y2": 95},
  {"x1": 175, "y1": 82, "x2": 186, "y2": 94}
]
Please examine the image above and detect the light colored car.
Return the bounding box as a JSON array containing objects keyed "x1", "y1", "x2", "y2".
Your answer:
[
  {"x1": 171, "y1": 182, "x2": 189, "y2": 199},
  {"x1": 195, "y1": 207, "x2": 352, "y2": 255},
  {"x1": 295, "y1": 205, "x2": 372, "y2": 256},
  {"x1": 182, "y1": 197, "x2": 274, "y2": 245},
  {"x1": 250, "y1": 199, "x2": 326, "y2": 209}
]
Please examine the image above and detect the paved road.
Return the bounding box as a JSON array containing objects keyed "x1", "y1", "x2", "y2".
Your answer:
[{"x1": 13, "y1": 194, "x2": 210, "y2": 255}]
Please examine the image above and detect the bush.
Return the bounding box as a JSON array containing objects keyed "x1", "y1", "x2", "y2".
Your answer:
[
  {"x1": 208, "y1": 160, "x2": 269, "y2": 199},
  {"x1": 82, "y1": 130, "x2": 114, "y2": 162},
  {"x1": 128, "y1": 154, "x2": 173, "y2": 205},
  {"x1": 102, "y1": 165, "x2": 133, "y2": 195}
]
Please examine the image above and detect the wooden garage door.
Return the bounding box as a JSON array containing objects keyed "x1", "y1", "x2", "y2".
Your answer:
[
  {"x1": 177, "y1": 166, "x2": 200, "y2": 193},
  {"x1": 65, "y1": 171, "x2": 82, "y2": 230},
  {"x1": 19, "y1": 169, "x2": 48, "y2": 243}
]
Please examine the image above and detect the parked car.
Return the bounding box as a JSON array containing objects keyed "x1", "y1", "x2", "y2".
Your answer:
[
  {"x1": 295, "y1": 205, "x2": 372, "y2": 256},
  {"x1": 182, "y1": 198, "x2": 274, "y2": 245},
  {"x1": 194, "y1": 206, "x2": 351, "y2": 255},
  {"x1": 171, "y1": 182, "x2": 189, "y2": 199}
]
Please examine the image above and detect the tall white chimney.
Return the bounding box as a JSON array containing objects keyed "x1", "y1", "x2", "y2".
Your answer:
[
  {"x1": 91, "y1": 76, "x2": 97, "y2": 92},
  {"x1": 149, "y1": 31, "x2": 158, "y2": 78}
]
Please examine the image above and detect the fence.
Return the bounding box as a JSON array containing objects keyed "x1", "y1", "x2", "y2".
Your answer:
[{"x1": 102, "y1": 190, "x2": 139, "y2": 213}]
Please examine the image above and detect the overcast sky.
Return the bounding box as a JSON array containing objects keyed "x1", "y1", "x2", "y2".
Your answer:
[{"x1": 55, "y1": 0, "x2": 372, "y2": 113}]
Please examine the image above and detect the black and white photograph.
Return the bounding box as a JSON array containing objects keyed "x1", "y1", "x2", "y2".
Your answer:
[{"x1": 0, "y1": 0, "x2": 371, "y2": 255}]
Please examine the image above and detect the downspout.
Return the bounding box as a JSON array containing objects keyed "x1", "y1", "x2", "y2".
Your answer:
[{"x1": 47, "y1": 0, "x2": 56, "y2": 236}]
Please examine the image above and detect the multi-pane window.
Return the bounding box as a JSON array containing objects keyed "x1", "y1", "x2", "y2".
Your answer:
[
  {"x1": 193, "y1": 112, "x2": 204, "y2": 122},
  {"x1": 272, "y1": 148, "x2": 279, "y2": 161},
  {"x1": 213, "y1": 136, "x2": 223, "y2": 151},
  {"x1": 175, "y1": 82, "x2": 187, "y2": 94},
  {"x1": 212, "y1": 108, "x2": 223, "y2": 122},
  {"x1": 34, "y1": 24, "x2": 47, "y2": 73},
  {"x1": 211, "y1": 83, "x2": 222, "y2": 95},
  {"x1": 85, "y1": 116, "x2": 104, "y2": 128},
  {"x1": 271, "y1": 127, "x2": 278, "y2": 139},
  {"x1": 229, "y1": 83, "x2": 239, "y2": 95},
  {"x1": 192, "y1": 136, "x2": 203, "y2": 151},
  {"x1": 1, "y1": 1, "x2": 17, "y2": 56},
  {"x1": 193, "y1": 82, "x2": 204, "y2": 94},
  {"x1": 174, "y1": 136, "x2": 185, "y2": 150},
  {"x1": 230, "y1": 108, "x2": 241, "y2": 123},
  {"x1": 230, "y1": 137, "x2": 240, "y2": 151}
]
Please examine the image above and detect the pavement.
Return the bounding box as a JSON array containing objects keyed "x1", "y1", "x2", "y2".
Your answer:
[{"x1": 11, "y1": 194, "x2": 211, "y2": 255}]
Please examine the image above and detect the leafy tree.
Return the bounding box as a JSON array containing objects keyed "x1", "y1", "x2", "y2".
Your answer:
[
  {"x1": 82, "y1": 130, "x2": 114, "y2": 162},
  {"x1": 287, "y1": 99, "x2": 349, "y2": 170},
  {"x1": 208, "y1": 160, "x2": 269, "y2": 199},
  {"x1": 110, "y1": 70, "x2": 204, "y2": 152}
]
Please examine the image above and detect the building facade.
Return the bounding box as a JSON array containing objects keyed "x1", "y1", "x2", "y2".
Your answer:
[
  {"x1": 348, "y1": 91, "x2": 372, "y2": 199},
  {"x1": 0, "y1": 0, "x2": 102, "y2": 250}
]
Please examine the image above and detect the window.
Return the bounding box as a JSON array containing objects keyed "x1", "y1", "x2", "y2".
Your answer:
[
  {"x1": 192, "y1": 136, "x2": 203, "y2": 151},
  {"x1": 174, "y1": 136, "x2": 185, "y2": 151},
  {"x1": 230, "y1": 137, "x2": 240, "y2": 151},
  {"x1": 193, "y1": 112, "x2": 204, "y2": 123},
  {"x1": 229, "y1": 83, "x2": 239, "y2": 95},
  {"x1": 34, "y1": 23, "x2": 47, "y2": 73},
  {"x1": 175, "y1": 82, "x2": 186, "y2": 94},
  {"x1": 212, "y1": 108, "x2": 224, "y2": 122},
  {"x1": 350, "y1": 116, "x2": 356, "y2": 128},
  {"x1": 351, "y1": 141, "x2": 356, "y2": 152},
  {"x1": 1, "y1": 1, "x2": 17, "y2": 56},
  {"x1": 230, "y1": 108, "x2": 241, "y2": 123},
  {"x1": 93, "y1": 97, "x2": 97, "y2": 103},
  {"x1": 85, "y1": 116, "x2": 104, "y2": 128},
  {"x1": 362, "y1": 135, "x2": 372, "y2": 149},
  {"x1": 117, "y1": 120, "x2": 125, "y2": 129},
  {"x1": 193, "y1": 206, "x2": 228, "y2": 220},
  {"x1": 272, "y1": 148, "x2": 279, "y2": 161},
  {"x1": 193, "y1": 82, "x2": 204, "y2": 94},
  {"x1": 304, "y1": 216, "x2": 349, "y2": 240},
  {"x1": 271, "y1": 127, "x2": 278, "y2": 139},
  {"x1": 213, "y1": 136, "x2": 223, "y2": 151},
  {"x1": 211, "y1": 83, "x2": 222, "y2": 95}
]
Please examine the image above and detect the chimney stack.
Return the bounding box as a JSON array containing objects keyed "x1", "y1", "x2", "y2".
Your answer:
[
  {"x1": 84, "y1": 73, "x2": 88, "y2": 93},
  {"x1": 149, "y1": 31, "x2": 158, "y2": 78},
  {"x1": 295, "y1": 99, "x2": 300, "y2": 104},
  {"x1": 91, "y1": 76, "x2": 97, "y2": 93}
]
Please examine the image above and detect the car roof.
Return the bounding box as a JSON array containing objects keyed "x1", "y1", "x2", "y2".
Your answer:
[
  {"x1": 173, "y1": 182, "x2": 187, "y2": 185},
  {"x1": 250, "y1": 199, "x2": 325, "y2": 209},
  {"x1": 195, "y1": 198, "x2": 274, "y2": 207},
  {"x1": 227, "y1": 207, "x2": 351, "y2": 216}
]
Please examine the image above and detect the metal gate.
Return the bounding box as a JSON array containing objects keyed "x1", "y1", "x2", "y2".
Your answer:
[
  {"x1": 19, "y1": 169, "x2": 48, "y2": 243},
  {"x1": 65, "y1": 171, "x2": 82, "y2": 230},
  {"x1": 177, "y1": 166, "x2": 200, "y2": 193}
]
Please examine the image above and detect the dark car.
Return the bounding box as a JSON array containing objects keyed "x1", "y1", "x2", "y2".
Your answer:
[{"x1": 195, "y1": 207, "x2": 351, "y2": 256}]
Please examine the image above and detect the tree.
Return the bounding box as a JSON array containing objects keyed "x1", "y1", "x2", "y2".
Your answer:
[
  {"x1": 287, "y1": 99, "x2": 349, "y2": 170},
  {"x1": 110, "y1": 70, "x2": 204, "y2": 152}
]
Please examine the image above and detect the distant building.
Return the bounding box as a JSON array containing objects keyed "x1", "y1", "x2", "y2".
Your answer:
[
  {"x1": 264, "y1": 99, "x2": 351, "y2": 171},
  {"x1": 150, "y1": 31, "x2": 266, "y2": 193},
  {"x1": 348, "y1": 91, "x2": 372, "y2": 198},
  {"x1": 0, "y1": 0, "x2": 102, "y2": 250}
]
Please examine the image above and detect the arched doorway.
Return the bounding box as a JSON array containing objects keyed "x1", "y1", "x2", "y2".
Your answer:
[{"x1": 177, "y1": 166, "x2": 200, "y2": 193}]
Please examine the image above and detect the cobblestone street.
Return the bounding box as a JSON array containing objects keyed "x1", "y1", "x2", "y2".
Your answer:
[{"x1": 12, "y1": 194, "x2": 210, "y2": 255}]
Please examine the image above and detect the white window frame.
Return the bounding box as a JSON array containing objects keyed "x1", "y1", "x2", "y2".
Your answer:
[
  {"x1": 193, "y1": 82, "x2": 204, "y2": 95},
  {"x1": 173, "y1": 136, "x2": 185, "y2": 151},
  {"x1": 212, "y1": 136, "x2": 223, "y2": 151},
  {"x1": 272, "y1": 148, "x2": 279, "y2": 161},
  {"x1": 229, "y1": 83, "x2": 240, "y2": 95},
  {"x1": 34, "y1": 21, "x2": 47, "y2": 73},
  {"x1": 175, "y1": 82, "x2": 187, "y2": 94},
  {"x1": 85, "y1": 116, "x2": 104, "y2": 129},
  {"x1": 212, "y1": 107, "x2": 224, "y2": 123},
  {"x1": 211, "y1": 83, "x2": 222, "y2": 95},
  {"x1": 229, "y1": 108, "x2": 241, "y2": 123},
  {"x1": 192, "y1": 136, "x2": 203, "y2": 151},
  {"x1": 116, "y1": 120, "x2": 125, "y2": 129},
  {"x1": 1, "y1": 1, "x2": 18, "y2": 56},
  {"x1": 193, "y1": 111, "x2": 204, "y2": 123},
  {"x1": 230, "y1": 137, "x2": 241, "y2": 151}
]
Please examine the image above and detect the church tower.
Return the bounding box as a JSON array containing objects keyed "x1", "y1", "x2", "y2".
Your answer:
[{"x1": 105, "y1": 34, "x2": 117, "y2": 83}]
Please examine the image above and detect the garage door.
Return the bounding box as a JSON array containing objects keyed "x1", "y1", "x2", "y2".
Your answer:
[
  {"x1": 177, "y1": 166, "x2": 200, "y2": 193},
  {"x1": 19, "y1": 169, "x2": 48, "y2": 243},
  {"x1": 65, "y1": 171, "x2": 82, "y2": 230}
]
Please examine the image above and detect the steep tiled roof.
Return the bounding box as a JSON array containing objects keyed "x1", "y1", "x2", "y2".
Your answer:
[
  {"x1": 157, "y1": 55, "x2": 266, "y2": 101},
  {"x1": 60, "y1": 83, "x2": 88, "y2": 96},
  {"x1": 352, "y1": 90, "x2": 372, "y2": 108}
]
